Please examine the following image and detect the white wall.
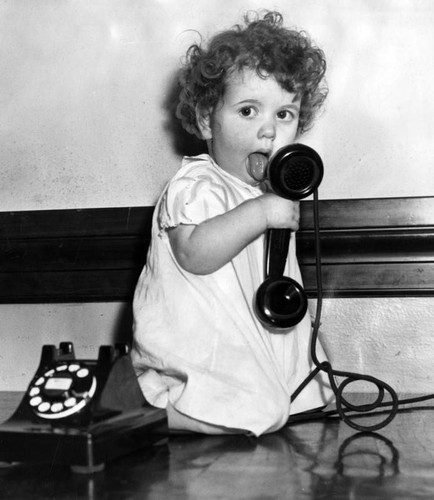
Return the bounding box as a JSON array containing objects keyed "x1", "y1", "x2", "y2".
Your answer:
[
  {"x1": 1, "y1": 0, "x2": 434, "y2": 209},
  {"x1": 0, "y1": 302, "x2": 131, "y2": 390},
  {"x1": 314, "y1": 297, "x2": 434, "y2": 393},
  {"x1": 1, "y1": 0, "x2": 433, "y2": 395}
]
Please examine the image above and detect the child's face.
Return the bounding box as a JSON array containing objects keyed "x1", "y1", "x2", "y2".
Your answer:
[{"x1": 198, "y1": 69, "x2": 300, "y2": 185}]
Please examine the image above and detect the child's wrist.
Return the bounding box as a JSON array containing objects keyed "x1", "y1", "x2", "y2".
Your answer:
[{"x1": 252, "y1": 196, "x2": 270, "y2": 231}]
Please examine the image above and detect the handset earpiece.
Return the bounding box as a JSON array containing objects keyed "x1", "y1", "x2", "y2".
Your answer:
[
  {"x1": 255, "y1": 230, "x2": 308, "y2": 328},
  {"x1": 254, "y1": 144, "x2": 324, "y2": 329}
]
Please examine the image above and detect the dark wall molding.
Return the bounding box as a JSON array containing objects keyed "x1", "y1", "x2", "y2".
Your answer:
[{"x1": 1, "y1": 197, "x2": 433, "y2": 303}]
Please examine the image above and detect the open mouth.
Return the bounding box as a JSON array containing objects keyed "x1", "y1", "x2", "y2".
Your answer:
[{"x1": 247, "y1": 152, "x2": 270, "y2": 182}]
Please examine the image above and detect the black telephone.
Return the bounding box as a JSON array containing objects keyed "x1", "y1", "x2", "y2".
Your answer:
[
  {"x1": 255, "y1": 143, "x2": 324, "y2": 329},
  {"x1": 0, "y1": 342, "x2": 167, "y2": 473}
]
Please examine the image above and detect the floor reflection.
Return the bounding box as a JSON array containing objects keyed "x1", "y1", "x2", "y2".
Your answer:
[{"x1": 1, "y1": 410, "x2": 434, "y2": 499}]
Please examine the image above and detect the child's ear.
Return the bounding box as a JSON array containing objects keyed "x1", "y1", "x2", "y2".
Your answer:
[{"x1": 196, "y1": 106, "x2": 213, "y2": 140}]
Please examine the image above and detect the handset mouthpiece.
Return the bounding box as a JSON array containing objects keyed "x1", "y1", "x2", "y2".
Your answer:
[
  {"x1": 268, "y1": 144, "x2": 324, "y2": 200},
  {"x1": 247, "y1": 144, "x2": 323, "y2": 199}
]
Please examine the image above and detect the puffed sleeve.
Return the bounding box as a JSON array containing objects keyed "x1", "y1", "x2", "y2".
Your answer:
[{"x1": 158, "y1": 170, "x2": 230, "y2": 230}]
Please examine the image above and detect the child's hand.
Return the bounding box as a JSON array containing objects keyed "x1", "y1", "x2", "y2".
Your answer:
[{"x1": 256, "y1": 193, "x2": 300, "y2": 231}]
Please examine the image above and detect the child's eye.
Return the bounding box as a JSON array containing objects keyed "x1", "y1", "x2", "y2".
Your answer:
[
  {"x1": 239, "y1": 106, "x2": 256, "y2": 118},
  {"x1": 277, "y1": 110, "x2": 295, "y2": 120}
]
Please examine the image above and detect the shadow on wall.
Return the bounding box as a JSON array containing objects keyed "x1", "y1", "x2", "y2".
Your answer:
[
  {"x1": 162, "y1": 69, "x2": 208, "y2": 157},
  {"x1": 112, "y1": 303, "x2": 135, "y2": 347},
  {"x1": 112, "y1": 72, "x2": 209, "y2": 348},
  {"x1": 112, "y1": 72, "x2": 208, "y2": 348}
]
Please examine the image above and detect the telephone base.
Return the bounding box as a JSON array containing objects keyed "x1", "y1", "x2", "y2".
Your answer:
[
  {"x1": 0, "y1": 342, "x2": 169, "y2": 472},
  {"x1": 0, "y1": 405, "x2": 168, "y2": 473}
]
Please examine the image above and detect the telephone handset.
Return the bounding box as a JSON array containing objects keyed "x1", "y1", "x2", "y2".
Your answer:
[
  {"x1": 254, "y1": 144, "x2": 324, "y2": 329},
  {"x1": 0, "y1": 342, "x2": 167, "y2": 473}
]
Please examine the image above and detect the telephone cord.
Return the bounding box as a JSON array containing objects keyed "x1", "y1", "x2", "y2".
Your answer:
[{"x1": 289, "y1": 190, "x2": 434, "y2": 431}]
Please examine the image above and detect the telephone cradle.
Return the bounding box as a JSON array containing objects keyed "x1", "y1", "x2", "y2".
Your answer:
[{"x1": 0, "y1": 342, "x2": 168, "y2": 473}]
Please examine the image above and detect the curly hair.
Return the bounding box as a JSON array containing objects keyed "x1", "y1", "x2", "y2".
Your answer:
[{"x1": 176, "y1": 11, "x2": 328, "y2": 139}]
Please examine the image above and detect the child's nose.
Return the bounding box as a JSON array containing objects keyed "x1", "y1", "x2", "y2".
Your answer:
[{"x1": 258, "y1": 119, "x2": 276, "y2": 140}]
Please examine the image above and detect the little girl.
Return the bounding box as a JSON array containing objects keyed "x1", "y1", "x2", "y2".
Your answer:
[{"x1": 131, "y1": 11, "x2": 333, "y2": 436}]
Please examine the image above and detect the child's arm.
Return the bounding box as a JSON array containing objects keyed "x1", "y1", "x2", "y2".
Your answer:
[{"x1": 168, "y1": 193, "x2": 300, "y2": 275}]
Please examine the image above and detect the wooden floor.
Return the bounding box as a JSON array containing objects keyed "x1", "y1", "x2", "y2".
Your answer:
[{"x1": 0, "y1": 392, "x2": 433, "y2": 499}]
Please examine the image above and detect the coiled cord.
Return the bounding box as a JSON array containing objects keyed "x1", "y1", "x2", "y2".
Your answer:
[{"x1": 290, "y1": 190, "x2": 434, "y2": 431}]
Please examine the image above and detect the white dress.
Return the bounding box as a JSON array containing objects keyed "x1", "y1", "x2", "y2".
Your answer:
[{"x1": 131, "y1": 154, "x2": 332, "y2": 436}]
